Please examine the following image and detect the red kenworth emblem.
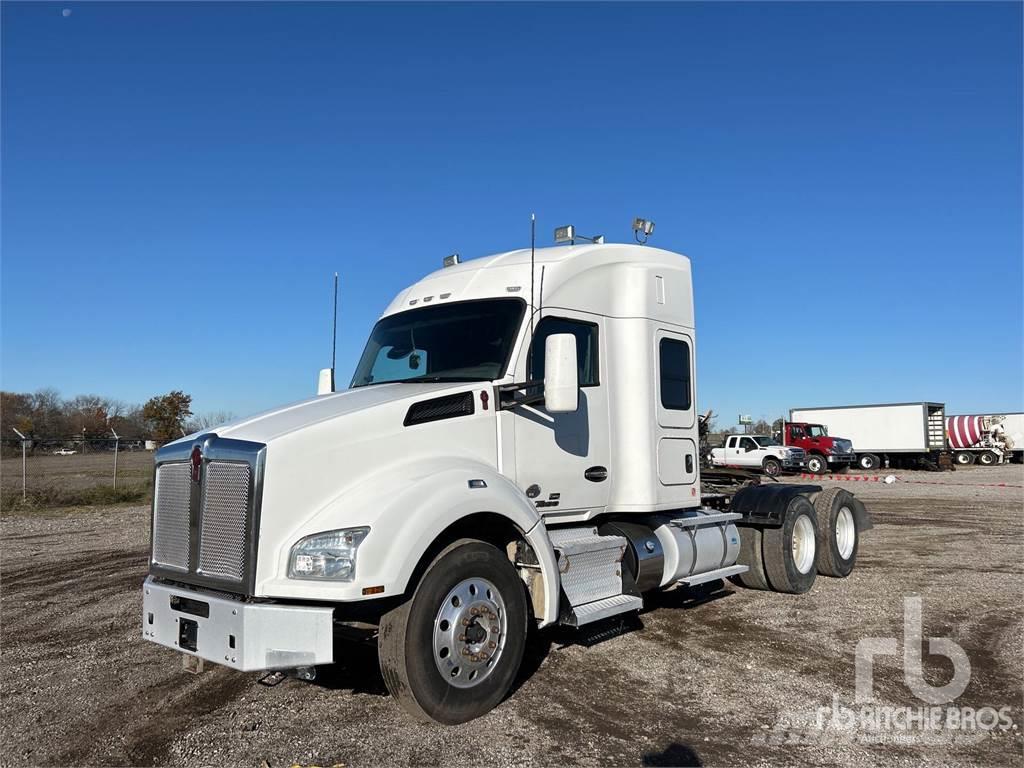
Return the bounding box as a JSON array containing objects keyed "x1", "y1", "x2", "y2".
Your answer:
[{"x1": 190, "y1": 446, "x2": 202, "y2": 483}]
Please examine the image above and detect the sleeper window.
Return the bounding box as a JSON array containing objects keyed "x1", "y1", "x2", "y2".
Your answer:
[{"x1": 659, "y1": 338, "x2": 692, "y2": 410}]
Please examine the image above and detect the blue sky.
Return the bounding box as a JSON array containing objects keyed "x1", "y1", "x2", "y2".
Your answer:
[{"x1": 2, "y1": 1, "x2": 1021, "y2": 428}]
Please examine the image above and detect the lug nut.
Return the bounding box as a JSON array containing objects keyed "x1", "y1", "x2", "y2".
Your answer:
[{"x1": 489, "y1": 641, "x2": 497, "y2": 649}]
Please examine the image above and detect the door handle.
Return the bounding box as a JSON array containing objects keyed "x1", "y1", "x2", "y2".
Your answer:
[
  {"x1": 584, "y1": 466, "x2": 608, "y2": 482},
  {"x1": 685, "y1": 454, "x2": 694, "y2": 473}
]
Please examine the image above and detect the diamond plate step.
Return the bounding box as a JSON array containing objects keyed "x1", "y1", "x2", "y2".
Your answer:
[{"x1": 564, "y1": 594, "x2": 643, "y2": 627}]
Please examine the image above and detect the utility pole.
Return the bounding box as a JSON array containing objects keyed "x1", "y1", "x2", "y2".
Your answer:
[
  {"x1": 110, "y1": 427, "x2": 120, "y2": 489},
  {"x1": 11, "y1": 428, "x2": 27, "y2": 502}
]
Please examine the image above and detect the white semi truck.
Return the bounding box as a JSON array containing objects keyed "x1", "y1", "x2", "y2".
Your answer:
[{"x1": 142, "y1": 230, "x2": 872, "y2": 724}]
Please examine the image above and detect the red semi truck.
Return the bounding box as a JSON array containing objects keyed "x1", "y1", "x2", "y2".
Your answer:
[{"x1": 777, "y1": 421, "x2": 857, "y2": 474}]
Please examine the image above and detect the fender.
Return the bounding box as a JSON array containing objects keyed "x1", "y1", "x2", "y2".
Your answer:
[{"x1": 259, "y1": 457, "x2": 561, "y2": 627}]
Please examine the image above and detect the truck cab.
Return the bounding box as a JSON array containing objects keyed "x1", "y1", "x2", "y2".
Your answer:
[
  {"x1": 142, "y1": 236, "x2": 871, "y2": 724},
  {"x1": 781, "y1": 421, "x2": 855, "y2": 474}
]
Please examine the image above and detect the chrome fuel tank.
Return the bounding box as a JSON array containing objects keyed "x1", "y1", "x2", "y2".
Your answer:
[{"x1": 650, "y1": 510, "x2": 741, "y2": 587}]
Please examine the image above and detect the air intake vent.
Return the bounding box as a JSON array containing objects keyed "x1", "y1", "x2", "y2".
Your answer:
[
  {"x1": 152, "y1": 462, "x2": 191, "y2": 570},
  {"x1": 404, "y1": 392, "x2": 475, "y2": 427}
]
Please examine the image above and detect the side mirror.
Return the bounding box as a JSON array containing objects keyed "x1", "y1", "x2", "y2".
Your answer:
[
  {"x1": 317, "y1": 368, "x2": 335, "y2": 396},
  {"x1": 543, "y1": 333, "x2": 579, "y2": 413}
]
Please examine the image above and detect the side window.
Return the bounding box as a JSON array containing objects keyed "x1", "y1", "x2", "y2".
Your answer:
[
  {"x1": 740, "y1": 437, "x2": 756, "y2": 451},
  {"x1": 658, "y1": 338, "x2": 692, "y2": 410},
  {"x1": 528, "y1": 317, "x2": 599, "y2": 386}
]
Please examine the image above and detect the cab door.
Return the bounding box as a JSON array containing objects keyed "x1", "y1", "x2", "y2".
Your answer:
[{"x1": 511, "y1": 312, "x2": 610, "y2": 516}]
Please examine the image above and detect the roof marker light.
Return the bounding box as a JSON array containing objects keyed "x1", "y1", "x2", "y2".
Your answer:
[{"x1": 443, "y1": 253, "x2": 461, "y2": 268}]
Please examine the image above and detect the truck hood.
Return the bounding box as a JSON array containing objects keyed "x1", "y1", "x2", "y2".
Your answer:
[{"x1": 176, "y1": 382, "x2": 466, "y2": 445}]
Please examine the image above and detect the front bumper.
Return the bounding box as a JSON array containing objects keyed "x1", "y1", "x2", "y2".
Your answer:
[
  {"x1": 141, "y1": 576, "x2": 334, "y2": 671},
  {"x1": 828, "y1": 454, "x2": 856, "y2": 465},
  {"x1": 782, "y1": 456, "x2": 805, "y2": 468}
]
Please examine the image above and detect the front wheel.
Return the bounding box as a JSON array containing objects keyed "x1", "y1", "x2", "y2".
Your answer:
[
  {"x1": 805, "y1": 455, "x2": 828, "y2": 475},
  {"x1": 762, "y1": 457, "x2": 782, "y2": 477},
  {"x1": 378, "y1": 539, "x2": 528, "y2": 724}
]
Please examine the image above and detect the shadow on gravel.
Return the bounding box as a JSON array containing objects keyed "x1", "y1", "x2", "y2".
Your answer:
[
  {"x1": 642, "y1": 742, "x2": 703, "y2": 766},
  {"x1": 311, "y1": 640, "x2": 389, "y2": 696}
]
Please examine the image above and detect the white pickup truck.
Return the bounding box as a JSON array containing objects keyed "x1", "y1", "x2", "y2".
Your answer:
[
  {"x1": 141, "y1": 224, "x2": 870, "y2": 724},
  {"x1": 710, "y1": 435, "x2": 805, "y2": 476}
]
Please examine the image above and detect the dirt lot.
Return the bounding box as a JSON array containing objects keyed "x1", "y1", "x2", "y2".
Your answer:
[{"x1": 1, "y1": 465, "x2": 1021, "y2": 767}]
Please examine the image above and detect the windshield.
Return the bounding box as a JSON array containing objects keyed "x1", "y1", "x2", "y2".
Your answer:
[
  {"x1": 754, "y1": 436, "x2": 780, "y2": 447},
  {"x1": 351, "y1": 299, "x2": 525, "y2": 387},
  {"x1": 807, "y1": 425, "x2": 828, "y2": 437}
]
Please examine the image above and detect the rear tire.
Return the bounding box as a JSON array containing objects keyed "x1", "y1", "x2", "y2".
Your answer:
[
  {"x1": 732, "y1": 526, "x2": 770, "y2": 590},
  {"x1": 762, "y1": 457, "x2": 782, "y2": 477},
  {"x1": 378, "y1": 539, "x2": 528, "y2": 724},
  {"x1": 977, "y1": 451, "x2": 998, "y2": 466},
  {"x1": 813, "y1": 488, "x2": 858, "y2": 577},
  {"x1": 762, "y1": 496, "x2": 818, "y2": 594},
  {"x1": 857, "y1": 453, "x2": 880, "y2": 471},
  {"x1": 954, "y1": 451, "x2": 975, "y2": 466},
  {"x1": 805, "y1": 455, "x2": 828, "y2": 475}
]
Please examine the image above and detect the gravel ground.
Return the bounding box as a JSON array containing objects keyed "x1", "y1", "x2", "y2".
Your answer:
[{"x1": 1, "y1": 465, "x2": 1021, "y2": 767}]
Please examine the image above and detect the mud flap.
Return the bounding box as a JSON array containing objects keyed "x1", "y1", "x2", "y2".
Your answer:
[{"x1": 849, "y1": 495, "x2": 873, "y2": 532}]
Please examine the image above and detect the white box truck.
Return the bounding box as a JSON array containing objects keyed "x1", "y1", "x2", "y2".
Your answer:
[
  {"x1": 789, "y1": 402, "x2": 947, "y2": 470},
  {"x1": 142, "y1": 229, "x2": 872, "y2": 724}
]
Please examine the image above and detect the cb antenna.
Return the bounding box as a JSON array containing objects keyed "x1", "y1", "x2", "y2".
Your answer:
[
  {"x1": 530, "y1": 213, "x2": 536, "y2": 343},
  {"x1": 331, "y1": 272, "x2": 339, "y2": 373}
]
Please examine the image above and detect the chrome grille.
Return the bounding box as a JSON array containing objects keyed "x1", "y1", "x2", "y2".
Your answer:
[
  {"x1": 152, "y1": 463, "x2": 191, "y2": 569},
  {"x1": 197, "y1": 461, "x2": 251, "y2": 582}
]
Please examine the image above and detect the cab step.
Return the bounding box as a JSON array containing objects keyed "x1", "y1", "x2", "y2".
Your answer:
[
  {"x1": 564, "y1": 594, "x2": 644, "y2": 627},
  {"x1": 550, "y1": 526, "x2": 642, "y2": 627}
]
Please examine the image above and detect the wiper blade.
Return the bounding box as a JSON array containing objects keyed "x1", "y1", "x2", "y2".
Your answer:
[{"x1": 405, "y1": 376, "x2": 491, "y2": 383}]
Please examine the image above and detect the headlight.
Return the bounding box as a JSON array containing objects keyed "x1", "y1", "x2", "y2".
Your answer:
[{"x1": 288, "y1": 527, "x2": 369, "y2": 581}]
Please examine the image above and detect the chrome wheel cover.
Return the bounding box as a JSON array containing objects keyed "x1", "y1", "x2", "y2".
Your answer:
[{"x1": 432, "y1": 577, "x2": 507, "y2": 689}]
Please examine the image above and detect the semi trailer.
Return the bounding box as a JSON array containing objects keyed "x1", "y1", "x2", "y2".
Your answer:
[
  {"x1": 142, "y1": 227, "x2": 872, "y2": 724},
  {"x1": 789, "y1": 403, "x2": 947, "y2": 470}
]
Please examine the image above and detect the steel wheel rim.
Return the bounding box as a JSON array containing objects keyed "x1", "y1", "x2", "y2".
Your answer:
[
  {"x1": 809, "y1": 457, "x2": 822, "y2": 473},
  {"x1": 792, "y1": 514, "x2": 816, "y2": 574},
  {"x1": 956, "y1": 453, "x2": 970, "y2": 465},
  {"x1": 432, "y1": 577, "x2": 507, "y2": 689},
  {"x1": 836, "y1": 506, "x2": 856, "y2": 559}
]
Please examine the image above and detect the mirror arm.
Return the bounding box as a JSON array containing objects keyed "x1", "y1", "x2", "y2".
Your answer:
[{"x1": 496, "y1": 380, "x2": 544, "y2": 410}]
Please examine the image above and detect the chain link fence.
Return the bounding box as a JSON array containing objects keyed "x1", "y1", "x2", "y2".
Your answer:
[{"x1": 1, "y1": 437, "x2": 156, "y2": 511}]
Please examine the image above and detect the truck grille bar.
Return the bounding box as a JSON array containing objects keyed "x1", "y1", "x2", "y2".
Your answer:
[{"x1": 149, "y1": 434, "x2": 266, "y2": 594}]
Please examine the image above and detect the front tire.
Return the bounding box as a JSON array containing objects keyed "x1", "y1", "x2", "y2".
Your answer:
[
  {"x1": 857, "y1": 453, "x2": 880, "y2": 471},
  {"x1": 762, "y1": 496, "x2": 818, "y2": 594},
  {"x1": 805, "y1": 455, "x2": 828, "y2": 475},
  {"x1": 954, "y1": 451, "x2": 975, "y2": 466},
  {"x1": 762, "y1": 457, "x2": 782, "y2": 477},
  {"x1": 378, "y1": 539, "x2": 528, "y2": 724},
  {"x1": 977, "y1": 451, "x2": 998, "y2": 466},
  {"x1": 813, "y1": 488, "x2": 858, "y2": 577}
]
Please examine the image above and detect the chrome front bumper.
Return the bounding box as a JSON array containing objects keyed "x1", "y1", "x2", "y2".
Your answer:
[{"x1": 141, "y1": 576, "x2": 334, "y2": 671}]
